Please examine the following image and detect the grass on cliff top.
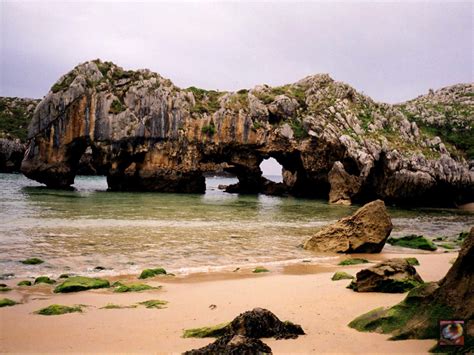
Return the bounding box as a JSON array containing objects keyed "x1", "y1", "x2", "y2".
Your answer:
[
  {"x1": 0, "y1": 101, "x2": 32, "y2": 142},
  {"x1": 387, "y1": 235, "x2": 437, "y2": 251},
  {"x1": 35, "y1": 304, "x2": 83, "y2": 316},
  {"x1": 187, "y1": 87, "x2": 224, "y2": 115}
]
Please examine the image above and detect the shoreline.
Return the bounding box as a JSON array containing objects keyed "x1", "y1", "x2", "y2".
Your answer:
[{"x1": 0, "y1": 251, "x2": 456, "y2": 353}]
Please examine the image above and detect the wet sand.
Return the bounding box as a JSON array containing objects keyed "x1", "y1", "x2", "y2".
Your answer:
[{"x1": 0, "y1": 252, "x2": 455, "y2": 353}]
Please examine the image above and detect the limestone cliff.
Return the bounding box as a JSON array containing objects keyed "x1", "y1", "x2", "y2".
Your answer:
[
  {"x1": 21, "y1": 60, "x2": 473, "y2": 206},
  {"x1": 0, "y1": 97, "x2": 39, "y2": 172}
]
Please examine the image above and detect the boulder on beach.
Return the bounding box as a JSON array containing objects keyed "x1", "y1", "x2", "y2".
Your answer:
[
  {"x1": 303, "y1": 200, "x2": 392, "y2": 253},
  {"x1": 184, "y1": 334, "x2": 272, "y2": 355},
  {"x1": 349, "y1": 227, "x2": 473, "y2": 352},
  {"x1": 54, "y1": 276, "x2": 110, "y2": 293},
  {"x1": 348, "y1": 258, "x2": 424, "y2": 293}
]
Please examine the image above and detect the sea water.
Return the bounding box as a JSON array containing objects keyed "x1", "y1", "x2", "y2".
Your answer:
[{"x1": 0, "y1": 173, "x2": 472, "y2": 278}]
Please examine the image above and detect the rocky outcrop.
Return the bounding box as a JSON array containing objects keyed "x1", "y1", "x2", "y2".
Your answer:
[
  {"x1": 20, "y1": 60, "x2": 473, "y2": 205},
  {"x1": 349, "y1": 227, "x2": 473, "y2": 348},
  {"x1": 184, "y1": 335, "x2": 272, "y2": 355},
  {"x1": 303, "y1": 200, "x2": 392, "y2": 253},
  {"x1": 184, "y1": 308, "x2": 304, "y2": 355},
  {"x1": 0, "y1": 97, "x2": 39, "y2": 173},
  {"x1": 348, "y1": 258, "x2": 424, "y2": 293}
]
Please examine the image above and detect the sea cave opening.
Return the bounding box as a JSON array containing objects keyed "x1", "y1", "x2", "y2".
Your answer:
[{"x1": 260, "y1": 157, "x2": 283, "y2": 183}]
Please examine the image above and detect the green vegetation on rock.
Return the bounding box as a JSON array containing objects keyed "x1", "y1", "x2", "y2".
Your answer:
[
  {"x1": 113, "y1": 283, "x2": 159, "y2": 293},
  {"x1": 404, "y1": 257, "x2": 420, "y2": 266},
  {"x1": 54, "y1": 276, "x2": 110, "y2": 293},
  {"x1": 201, "y1": 123, "x2": 216, "y2": 135},
  {"x1": 17, "y1": 280, "x2": 32, "y2": 286},
  {"x1": 51, "y1": 74, "x2": 75, "y2": 93},
  {"x1": 109, "y1": 99, "x2": 126, "y2": 114},
  {"x1": 182, "y1": 323, "x2": 229, "y2": 338},
  {"x1": 387, "y1": 235, "x2": 437, "y2": 251},
  {"x1": 439, "y1": 243, "x2": 456, "y2": 250},
  {"x1": 0, "y1": 97, "x2": 38, "y2": 141},
  {"x1": 331, "y1": 271, "x2": 354, "y2": 281},
  {"x1": 187, "y1": 87, "x2": 223, "y2": 115},
  {"x1": 138, "y1": 299, "x2": 168, "y2": 309},
  {"x1": 457, "y1": 231, "x2": 469, "y2": 241},
  {"x1": 348, "y1": 278, "x2": 422, "y2": 293},
  {"x1": 139, "y1": 268, "x2": 167, "y2": 279},
  {"x1": 0, "y1": 298, "x2": 18, "y2": 307},
  {"x1": 338, "y1": 258, "x2": 369, "y2": 266},
  {"x1": 21, "y1": 257, "x2": 44, "y2": 265},
  {"x1": 0, "y1": 286, "x2": 12, "y2": 292},
  {"x1": 252, "y1": 267, "x2": 270, "y2": 273},
  {"x1": 36, "y1": 304, "x2": 83, "y2": 316},
  {"x1": 34, "y1": 276, "x2": 55, "y2": 285},
  {"x1": 348, "y1": 283, "x2": 453, "y2": 339}
]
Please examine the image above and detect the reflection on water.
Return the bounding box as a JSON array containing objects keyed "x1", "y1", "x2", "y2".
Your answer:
[{"x1": 0, "y1": 173, "x2": 472, "y2": 278}]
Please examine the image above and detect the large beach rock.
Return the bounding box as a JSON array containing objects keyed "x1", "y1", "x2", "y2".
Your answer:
[
  {"x1": 303, "y1": 200, "x2": 393, "y2": 253},
  {"x1": 184, "y1": 335, "x2": 272, "y2": 355},
  {"x1": 349, "y1": 227, "x2": 474, "y2": 351},
  {"x1": 54, "y1": 276, "x2": 110, "y2": 293},
  {"x1": 18, "y1": 60, "x2": 473, "y2": 206},
  {"x1": 348, "y1": 258, "x2": 423, "y2": 293}
]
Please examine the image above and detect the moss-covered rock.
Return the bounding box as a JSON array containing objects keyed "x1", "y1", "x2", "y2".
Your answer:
[
  {"x1": 404, "y1": 257, "x2": 420, "y2": 266},
  {"x1": 183, "y1": 323, "x2": 230, "y2": 338},
  {"x1": 348, "y1": 259, "x2": 423, "y2": 293},
  {"x1": 138, "y1": 268, "x2": 167, "y2": 279},
  {"x1": 252, "y1": 267, "x2": 270, "y2": 273},
  {"x1": 387, "y1": 235, "x2": 437, "y2": 251},
  {"x1": 113, "y1": 283, "x2": 159, "y2": 293},
  {"x1": 17, "y1": 280, "x2": 32, "y2": 286},
  {"x1": 36, "y1": 304, "x2": 83, "y2": 316},
  {"x1": 338, "y1": 258, "x2": 369, "y2": 266},
  {"x1": 34, "y1": 276, "x2": 55, "y2": 285},
  {"x1": 439, "y1": 243, "x2": 456, "y2": 250},
  {"x1": 20, "y1": 257, "x2": 44, "y2": 265},
  {"x1": 138, "y1": 299, "x2": 168, "y2": 309},
  {"x1": 0, "y1": 298, "x2": 17, "y2": 307},
  {"x1": 331, "y1": 271, "x2": 354, "y2": 281},
  {"x1": 0, "y1": 285, "x2": 12, "y2": 292},
  {"x1": 54, "y1": 276, "x2": 110, "y2": 293},
  {"x1": 184, "y1": 335, "x2": 272, "y2": 355},
  {"x1": 348, "y1": 283, "x2": 453, "y2": 339}
]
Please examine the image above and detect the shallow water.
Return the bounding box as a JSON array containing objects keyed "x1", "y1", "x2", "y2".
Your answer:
[{"x1": 0, "y1": 173, "x2": 472, "y2": 278}]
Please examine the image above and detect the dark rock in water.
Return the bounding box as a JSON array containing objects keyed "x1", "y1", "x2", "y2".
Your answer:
[
  {"x1": 0, "y1": 273, "x2": 14, "y2": 280},
  {"x1": 304, "y1": 200, "x2": 392, "y2": 253},
  {"x1": 18, "y1": 60, "x2": 473, "y2": 206},
  {"x1": 93, "y1": 266, "x2": 106, "y2": 271},
  {"x1": 217, "y1": 184, "x2": 228, "y2": 190},
  {"x1": 348, "y1": 258, "x2": 423, "y2": 293},
  {"x1": 0, "y1": 138, "x2": 25, "y2": 173},
  {"x1": 184, "y1": 335, "x2": 272, "y2": 355},
  {"x1": 349, "y1": 227, "x2": 474, "y2": 348}
]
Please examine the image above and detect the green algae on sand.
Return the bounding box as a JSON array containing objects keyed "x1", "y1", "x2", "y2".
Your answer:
[
  {"x1": 183, "y1": 323, "x2": 229, "y2": 338},
  {"x1": 0, "y1": 298, "x2": 18, "y2": 307},
  {"x1": 338, "y1": 258, "x2": 369, "y2": 266},
  {"x1": 17, "y1": 280, "x2": 32, "y2": 286},
  {"x1": 252, "y1": 267, "x2": 270, "y2": 273},
  {"x1": 331, "y1": 271, "x2": 354, "y2": 281},
  {"x1": 387, "y1": 235, "x2": 437, "y2": 251},
  {"x1": 138, "y1": 299, "x2": 168, "y2": 309},
  {"x1": 21, "y1": 258, "x2": 44, "y2": 265},
  {"x1": 34, "y1": 276, "x2": 55, "y2": 285},
  {"x1": 113, "y1": 283, "x2": 160, "y2": 293},
  {"x1": 36, "y1": 304, "x2": 83, "y2": 315}
]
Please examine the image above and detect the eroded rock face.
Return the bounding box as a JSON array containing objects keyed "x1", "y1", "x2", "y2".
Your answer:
[
  {"x1": 348, "y1": 258, "x2": 424, "y2": 293},
  {"x1": 20, "y1": 60, "x2": 474, "y2": 205},
  {"x1": 0, "y1": 138, "x2": 25, "y2": 173},
  {"x1": 303, "y1": 200, "x2": 393, "y2": 253}
]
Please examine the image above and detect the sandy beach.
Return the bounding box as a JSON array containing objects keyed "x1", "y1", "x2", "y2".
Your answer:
[{"x1": 0, "y1": 251, "x2": 456, "y2": 354}]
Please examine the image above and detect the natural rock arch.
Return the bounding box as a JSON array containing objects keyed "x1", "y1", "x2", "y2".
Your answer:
[{"x1": 21, "y1": 60, "x2": 473, "y2": 206}]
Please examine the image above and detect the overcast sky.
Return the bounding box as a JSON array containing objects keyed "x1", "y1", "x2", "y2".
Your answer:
[{"x1": 1, "y1": 1, "x2": 472, "y2": 104}]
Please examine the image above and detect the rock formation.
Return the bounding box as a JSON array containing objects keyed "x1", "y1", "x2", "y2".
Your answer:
[
  {"x1": 0, "y1": 97, "x2": 39, "y2": 173},
  {"x1": 20, "y1": 60, "x2": 473, "y2": 205},
  {"x1": 348, "y1": 258, "x2": 424, "y2": 293},
  {"x1": 184, "y1": 335, "x2": 272, "y2": 355},
  {"x1": 349, "y1": 227, "x2": 473, "y2": 350},
  {"x1": 303, "y1": 200, "x2": 392, "y2": 253}
]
